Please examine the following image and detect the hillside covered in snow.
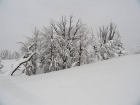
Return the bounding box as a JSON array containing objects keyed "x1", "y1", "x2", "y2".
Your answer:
[{"x1": 0, "y1": 54, "x2": 140, "y2": 105}]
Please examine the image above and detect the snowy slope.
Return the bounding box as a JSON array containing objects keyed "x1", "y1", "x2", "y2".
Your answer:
[
  {"x1": 0, "y1": 60, "x2": 16, "y2": 74},
  {"x1": 0, "y1": 54, "x2": 140, "y2": 105}
]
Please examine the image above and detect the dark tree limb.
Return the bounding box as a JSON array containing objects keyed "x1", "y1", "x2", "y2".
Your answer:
[{"x1": 11, "y1": 53, "x2": 36, "y2": 76}]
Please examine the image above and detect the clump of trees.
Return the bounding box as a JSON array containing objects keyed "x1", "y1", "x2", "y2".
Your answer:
[
  {"x1": 0, "y1": 50, "x2": 20, "y2": 60},
  {"x1": 10, "y1": 15, "x2": 126, "y2": 76}
]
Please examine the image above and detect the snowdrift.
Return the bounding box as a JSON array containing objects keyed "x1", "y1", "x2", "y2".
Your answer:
[
  {"x1": 0, "y1": 54, "x2": 140, "y2": 105},
  {"x1": 0, "y1": 60, "x2": 16, "y2": 74}
]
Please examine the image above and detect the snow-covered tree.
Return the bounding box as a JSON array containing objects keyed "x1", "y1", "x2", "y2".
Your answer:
[
  {"x1": 49, "y1": 15, "x2": 86, "y2": 68},
  {"x1": 74, "y1": 26, "x2": 92, "y2": 66},
  {"x1": 96, "y1": 22, "x2": 126, "y2": 60}
]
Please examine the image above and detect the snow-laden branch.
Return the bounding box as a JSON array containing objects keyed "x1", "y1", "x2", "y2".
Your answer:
[{"x1": 7, "y1": 52, "x2": 36, "y2": 76}]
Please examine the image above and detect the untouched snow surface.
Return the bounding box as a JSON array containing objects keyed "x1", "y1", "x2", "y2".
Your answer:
[
  {"x1": 0, "y1": 54, "x2": 140, "y2": 105},
  {"x1": 0, "y1": 60, "x2": 16, "y2": 74}
]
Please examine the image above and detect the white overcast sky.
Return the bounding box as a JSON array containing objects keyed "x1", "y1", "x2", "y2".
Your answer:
[{"x1": 0, "y1": 0, "x2": 140, "y2": 52}]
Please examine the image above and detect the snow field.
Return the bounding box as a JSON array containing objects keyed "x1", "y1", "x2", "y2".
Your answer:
[{"x1": 0, "y1": 54, "x2": 140, "y2": 105}]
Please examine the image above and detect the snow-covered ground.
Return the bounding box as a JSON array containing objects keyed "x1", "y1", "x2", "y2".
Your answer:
[
  {"x1": 0, "y1": 60, "x2": 16, "y2": 74},
  {"x1": 0, "y1": 54, "x2": 140, "y2": 105}
]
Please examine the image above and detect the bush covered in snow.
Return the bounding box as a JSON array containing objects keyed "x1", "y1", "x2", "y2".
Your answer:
[{"x1": 10, "y1": 16, "x2": 126, "y2": 76}]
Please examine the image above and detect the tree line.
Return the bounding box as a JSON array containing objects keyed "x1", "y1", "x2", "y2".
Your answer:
[
  {"x1": 10, "y1": 15, "x2": 126, "y2": 76},
  {"x1": 0, "y1": 50, "x2": 20, "y2": 60}
]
